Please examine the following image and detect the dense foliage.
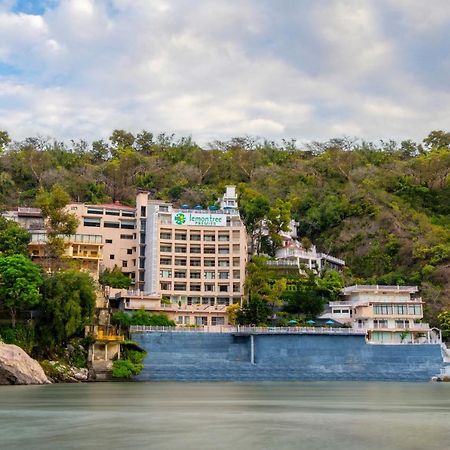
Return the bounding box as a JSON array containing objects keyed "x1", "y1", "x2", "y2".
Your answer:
[
  {"x1": 111, "y1": 309, "x2": 176, "y2": 327},
  {"x1": 0, "y1": 129, "x2": 449, "y2": 323}
]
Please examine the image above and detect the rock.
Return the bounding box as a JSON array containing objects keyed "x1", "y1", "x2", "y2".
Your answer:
[{"x1": 0, "y1": 343, "x2": 51, "y2": 385}]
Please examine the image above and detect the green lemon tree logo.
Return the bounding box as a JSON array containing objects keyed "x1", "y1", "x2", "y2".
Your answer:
[{"x1": 174, "y1": 213, "x2": 186, "y2": 225}]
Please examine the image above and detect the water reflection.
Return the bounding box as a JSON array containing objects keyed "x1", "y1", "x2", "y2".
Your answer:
[{"x1": 1, "y1": 382, "x2": 449, "y2": 450}]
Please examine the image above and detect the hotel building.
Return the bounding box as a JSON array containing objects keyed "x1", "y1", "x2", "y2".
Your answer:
[
  {"x1": 321, "y1": 285, "x2": 439, "y2": 343},
  {"x1": 64, "y1": 186, "x2": 247, "y2": 326}
]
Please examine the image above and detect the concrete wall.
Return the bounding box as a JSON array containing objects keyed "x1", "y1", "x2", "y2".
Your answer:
[{"x1": 131, "y1": 332, "x2": 444, "y2": 382}]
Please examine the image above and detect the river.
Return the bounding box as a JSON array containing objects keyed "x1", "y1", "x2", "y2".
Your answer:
[{"x1": 1, "y1": 382, "x2": 449, "y2": 450}]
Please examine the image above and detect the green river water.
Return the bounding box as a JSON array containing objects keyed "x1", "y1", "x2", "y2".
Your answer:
[{"x1": 0, "y1": 382, "x2": 449, "y2": 450}]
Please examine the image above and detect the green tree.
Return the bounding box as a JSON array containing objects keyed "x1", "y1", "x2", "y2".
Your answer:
[
  {"x1": 36, "y1": 184, "x2": 79, "y2": 263},
  {"x1": 236, "y1": 295, "x2": 271, "y2": 325},
  {"x1": 438, "y1": 311, "x2": 450, "y2": 340},
  {"x1": 99, "y1": 266, "x2": 132, "y2": 289},
  {"x1": 0, "y1": 217, "x2": 31, "y2": 256},
  {"x1": 38, "y1": 271, "x2": 96, "y2": 353},
  {"x1": 0, "y1": 254, "x2": 42, "y2": 327},
  {"x1": 0, "y1": 130, "x2": 10, "y2": 152}
]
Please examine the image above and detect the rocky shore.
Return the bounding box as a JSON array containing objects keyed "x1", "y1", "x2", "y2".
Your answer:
[{"x1": 0, "y1": 343, "x2": 50, "y2": 385}]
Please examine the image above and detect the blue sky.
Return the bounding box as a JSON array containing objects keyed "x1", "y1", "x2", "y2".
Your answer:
[{"x1": 1, "y1": 0, "x2": 450, "y2": 144}]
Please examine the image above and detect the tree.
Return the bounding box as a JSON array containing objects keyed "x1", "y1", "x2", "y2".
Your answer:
[
  {"x1": 99, "y1": 266, "x2": 132, "y2": 289},
  {"x1": 437, "y1": 310, "x2": 450, "y2": 340},
  {"x1": 38, "y1": 271, "x2": 96, "y2": 353},
  {"x1": 0, "y1": 130, "x2": 10, "y2": 152},
  {"x1": 264, "y1": 199, "x2": 292, "y2": 256},
  {"x1": 0, "y1": 255, "x2": 42, "y2": 327},
  {"x1": 0, "y1": 217, "x2": 31, "y2": 256},
  {"x1": 236, "y1": 295, "x2": 271, "y2": 325},
  {"x1": 36, "y1": 184, "x2": 79, "y2": 263}
]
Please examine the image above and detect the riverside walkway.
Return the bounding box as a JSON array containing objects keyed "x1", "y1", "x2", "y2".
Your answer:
[{"x1": 130, "y1": 325, "x2": 367, "y2": 336}]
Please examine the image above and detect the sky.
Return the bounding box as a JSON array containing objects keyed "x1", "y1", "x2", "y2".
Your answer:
[{"x1": 1, "y1": 0, "x2": 450, "y2": 145}]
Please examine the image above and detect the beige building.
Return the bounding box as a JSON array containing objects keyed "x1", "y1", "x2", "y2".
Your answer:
[
  {"x1": 66, "y1": 202, "x2": 137, "y2": 281},
  {"x1": 321, "y1": 285, "x2": 440, "y2": 343}
]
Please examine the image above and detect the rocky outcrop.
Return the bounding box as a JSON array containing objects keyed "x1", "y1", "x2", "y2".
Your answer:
[
  {"x1": 40, "y1": 360, "x2": 89, "y2": 383},
  {"x1": 0, "y1": 343, "x2": 51, "y2": 385}
]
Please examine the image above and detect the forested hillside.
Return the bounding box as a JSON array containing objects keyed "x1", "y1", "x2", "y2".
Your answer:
[{"x1": 0, "y1": 129, "x2": 449, "y2": 322}]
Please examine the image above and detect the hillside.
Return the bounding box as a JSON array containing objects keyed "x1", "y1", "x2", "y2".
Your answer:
[{"x1": 0, "y1": 130, "x2": 449, "y2": 323}]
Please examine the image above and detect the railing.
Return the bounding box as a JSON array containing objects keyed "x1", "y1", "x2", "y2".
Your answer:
[
  {"x1": 95, "y1": 330, "x2": 125, "y2": 341},
  {"x1": 130, "y1": 325, "x2": 367, "y2": 335},
  {"x1": 342, "y1": 285, "x2": 418, "y2": 293}
]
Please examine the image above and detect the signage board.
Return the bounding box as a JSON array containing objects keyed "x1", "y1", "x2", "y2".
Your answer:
[{"x1": 172, "y1": 212, "x2": 226, "y2": 227}]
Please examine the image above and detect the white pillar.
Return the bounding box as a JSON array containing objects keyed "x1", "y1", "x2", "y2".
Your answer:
[{"x1": 250, "y1": 335, "x2": 255, "y2": 365}]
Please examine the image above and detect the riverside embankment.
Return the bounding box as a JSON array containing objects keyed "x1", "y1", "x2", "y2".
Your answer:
[{"x1": 131, "y1": 328, "x2": 444, "y2": 381}]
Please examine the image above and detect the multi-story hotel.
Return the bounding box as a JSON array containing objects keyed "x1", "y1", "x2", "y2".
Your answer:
[
  {"x1": 64, "y1": 186, "x2": 247, "y2": 326},
  {"x1": 320, "y1": 285, "x2": 439, "y2": 343}
]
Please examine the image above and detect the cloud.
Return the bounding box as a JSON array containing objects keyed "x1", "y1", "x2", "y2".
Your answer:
[{"x1": 0, "y1": 0, "x2": 449, "y2": 144}]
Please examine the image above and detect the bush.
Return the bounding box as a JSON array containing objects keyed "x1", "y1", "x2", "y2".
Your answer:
[
  {"x1": 0, "y1": 324, "x2": 36, "y2": 354},
  {"x1": 112, "y1": 359, "x2": 143, "y2": 379}
]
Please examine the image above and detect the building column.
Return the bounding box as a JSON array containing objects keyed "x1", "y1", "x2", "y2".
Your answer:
[
  {"x1": 250, "y1": 335, "x2": 255, "y2": 365},
  {"x1": 104, "y1": 343, "x2": 108, "y2": 361}
]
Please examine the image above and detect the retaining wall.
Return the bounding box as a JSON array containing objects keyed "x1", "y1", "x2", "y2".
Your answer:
[{"x1": 131, "y1": 332, "x2": 443, "y2": 381}]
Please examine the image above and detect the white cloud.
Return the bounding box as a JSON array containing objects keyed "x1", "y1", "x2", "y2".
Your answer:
[{"x1": 0, "y1": 0, "x2": 449, "y2": 144}]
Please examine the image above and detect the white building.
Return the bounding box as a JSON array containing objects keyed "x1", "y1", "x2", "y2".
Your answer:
[{"x1": 320, "y1": 285, "x2": 440, "y2": 343}]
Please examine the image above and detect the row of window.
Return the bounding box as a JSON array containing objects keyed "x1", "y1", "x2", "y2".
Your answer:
[
  {"x1": 84, "y1": 219, "x2": 136, "y2": 229},
  {"x1": 160, "y1": 257, "x2": 241, "y2": 267},
  {"x1": 160, "y1": 270, "x2": 240, "y2": 279},
  {"x1": 160, "y1": 245, "x2": 237, "y2": 254},
  {"x1": 160, "y1": 231, "x2": 240, "y2": 241},
  {"x1": 176, "y1": 316, "x2": 225, "y2": 325},
  {"x1": 87, "y1": 208, "x2": 135, "y2": 217},
  {"x1": 373, "y1": 304, "x2": 422, "y2": 316},
  {"x1": 161, "y1": 282, "x2": 241, "y2": 293}
]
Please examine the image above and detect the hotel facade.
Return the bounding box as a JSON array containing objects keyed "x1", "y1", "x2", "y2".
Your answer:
[{"x1": 65, "y1": 186, "x2": 247, "y2": 326}]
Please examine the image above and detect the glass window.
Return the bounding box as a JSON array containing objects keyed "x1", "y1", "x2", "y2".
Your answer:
[
  {"x1": 160, "y1": 281, "x2": 171, "y2": 290},
  {"x1": 87, "y1": 208, "x2": 103, "y2": 215},
  {"x1": 160, "y1": 269, "x2": 172, "y2": 278},
  {"x1": 190, "y1": 284, "x2": 201, "y2": 292},
  {"x1": 204, "y1": 271, "x2": 215, "y2": 279},
  {"x1": 105, "y1": 210, "x2": 120, "y2": 216},
  {"x1": 83, "y1": 218, "x2": 101, "y2": 227},
  {"x1": 190, "y1": 272, "x2": 201, "y2": 279},
  {"x1": 190, "y1": 259, "x2": 201, "y2": 266},
  {"x1": 219, "y1": 285, "x2": 229, "y2": 292},
  {"x1": 204, "y1": 246, "x2": 215, "y2": 254},
  {"x1": 175, "y1": 233, "x2": 187, "y2": 241},
  {"x1": 211, "y1": 316, "x2": 225, "y2": 325},
  {"x1": 175, "y1": 245, "x2": 187, "y2": 253},
  {"x1": 190, "y1": 246, "x2": 201, "y2": 253},
  {"x1": 121, "y1": 221, "x2": 136, "y2": 229},
  {"x1": 190, "y1": 234, "x2": 201, "y2": 241},
  {"x1": 160, "y1": 232, "x2": 172, "y2": 239},
  {"x1": 160, "y1": 244, "x2": 172, "y2": 252},
  {"x1": 106, "y1": 239, "x2": 113, "y2": 244},
  {"x1": 218, "y1": 271, "x2": 229, "y2": 279},
  {"x1": 121, "y1": 211, "x2": 135, "y2": 217},
  {"x1": 174, "y1": 258, "x2": 186, "y2": 266},
  {"x1": 204, "y1": 259, "x2": 215, "y2": 267},
  {"x1": 195, "y1": 316, "x2": 208, "y2": 326},
  {"x1": 174, "y1": 283, "x2": 186, "y2": 291},
  {"x1": 174, "y1": 271, "x2": 186, "y2": 279},
  {"x1": 205, "y1": 284, "x2": 215, "y2": 292},
  {"x1": 160, "y1": 257, "x2": 172, "y2": 265},
  {"x1": 204, "y1": 234, "x2": 215, "y2": 242}
]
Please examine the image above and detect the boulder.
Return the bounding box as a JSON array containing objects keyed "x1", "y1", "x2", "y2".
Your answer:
[{"x1": 0, "y1": 343, "x2": 51, "y2": 385}]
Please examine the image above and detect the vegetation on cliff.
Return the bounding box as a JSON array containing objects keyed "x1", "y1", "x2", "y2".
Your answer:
[{"x1": 0, "y1": 129, "x2": 448, "y2": 324}]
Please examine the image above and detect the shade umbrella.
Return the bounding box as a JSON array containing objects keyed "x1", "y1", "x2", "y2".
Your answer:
[
  {"x1": 287, "y1": 320, "x2": 298, "y2": 325},
  {"x1": 306, "y1": 320, "x2": 315, "y2": 325},
  {"x1": 326, "y1": 320, "x2": 335, "y2": 326}
]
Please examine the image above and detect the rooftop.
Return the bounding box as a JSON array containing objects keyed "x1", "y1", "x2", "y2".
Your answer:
[{"x1": 342, "y1": 285, "x2": 419, "y2": 294}]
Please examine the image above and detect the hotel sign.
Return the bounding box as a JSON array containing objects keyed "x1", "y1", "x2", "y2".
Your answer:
[{"x1": 172, "y1": 212, "x2": 226, "y2": 227}]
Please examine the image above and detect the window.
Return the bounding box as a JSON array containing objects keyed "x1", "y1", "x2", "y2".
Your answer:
[
  {"x1": 122, "y1": 261, "x2": 127, "y2": 268},
  {"x1": 159, "y1": 205, "x2": 169, "y2": 212},
  {"x1": 233, "y1": 258, "x2": 240, "y2": 267},
  {"x1": 204, "y1": 246, "x2": 215, "y2": 254},
  {"x1": 160, "y1": 269, "x2": 172, "y2": 278},
  {"x1": 104, "y1": 221, "x2": 120, "y2": 228},
  {"x1": 175, "y1": 258, "x2": 186, "y2": 266},
  {"x1": 219, "y1": 285, "x2": 229, "y2": 292},
  {"x1": 204, "y1": 271, "x2": 215, "y2": 279},
  {"x1": 218, "y1": 260, "x2": 230, "y2": 267},
  {"x1": 395, "y1": 320, "x2": 409, "y2": 329},
  {"x1": 160, "y1": 232, "x2": 171, "y2": 239},
  {"x1": 160, "y1": 244, "x2": 172, "y2": 252},
  {"x1": 140, "y1": 206, "x2": 146, "y2": 217},
  {"x1": 187, "y1": 297, "x2": 201, "y2": 305},
  {"x1": 160, "y1": 257, "x2": 172, "y2": 265},
  {"x1": 233, "y1": 270, "x2": 240, "y2": 279},
  {"x1": 195, "y1": 316, "x2": 208, "y2": 326},
  {"x1": 217, "y1": 297, "x2": 230, "y2": 305},
  {"x1": 202, "y1": 297, "x2": 214, "y2": 305},
  {"x1": 110, "y1": 254, "x2": 115, "y2": 260},
  {"x1": 218, "y1": 247, "x2": 229, "y2": 254},
  {"x1": 204, "y1": 234, "x2": 215, "y2": 242},
  {"x1": 190, "y1": 259, "x2": 201, "y2": 267},
  {"x1": 121, "y1": 211, "x2": 135, "y2": 217},
  {"x1": 175, "y1": 233, "x2": 187, "y2": 241},
  {"x1": 190, "y1": 246, "x2": 201, "y2": 253},
  {"x1": 120, "y1": 234, "x2": 133, "y2": 240},
  {"x1": 190, "y1": 234, "x2": 201, "y2": 241},
  {"x1": 127, "y1": 249, "x2": 132, "y2": 255},
  {"x1": 160, "y1": 281, "x2": 172, "y2": 290},
  {"x1": 175, "y1": 245, "x2": 187, "y2": 253},
  {"x1": 121, "y1": 221, "x2": 136, "y2": 229},
  {"x1": 190, "y1": 271, "x2": 201, "y2": 279},
  {"x1": 174, "y1": 283, "x2": 186, "y2": 291},
  {"x1": 184, "y1": 316, "x2": 190, "y2": 325},
  {"x1": 204, "y1": 259, "x2": 215, "y2": 267},
  {"x1": 84, "y1": 218, "x2": 101, "y2": 227},
  {"x1": 218, "y1": 234, "x2": 230, "y2": 242},
  {"x1": 205, "y1": 284, "x2": 215, "y2": 292},
  {"x1": 373, "y1": 319, "x2": 388, "y2": 329},
  {"x1": 177, "y1": 316, "x2": 183, "y2": 325},
  {"x1": 105, "y1": 210, "x2": 120, "y2": 216},
  {"x1": 174, "y1": 271, "x2": 186, "y2": 279},
  {"x1": 87, "y1": 208, "x2": 103, "y2": 215},
  {"x1": 211, "y1": 317, "x2": 225, "y2": 326},
  {"x1": 233, "y1": 283, "x2": 240, "y2": 293},
  {"x1": 232, "y1": 244, "x2": 240, "y2": 253},
  {"x1": 139, "y1": 259, "x2": 145, "y2": 269},
  {"x1": 190, "y1": 284, "x2": 201, "y2": 292},
  {"x1": 218, "y1": 271, "x2": 229, "y2": 279},
  {"x1": 105, "y1": 239, "x2": 113, "y2": 244}
]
